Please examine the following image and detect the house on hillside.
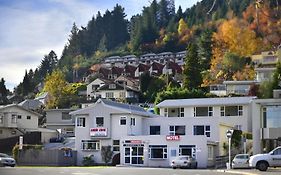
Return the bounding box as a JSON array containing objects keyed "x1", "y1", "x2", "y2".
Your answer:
[
  {"x1": 149, "y1": 62, "x2": 164, "y2": 76},
  {"x1": 252, "y1": 49, "x2": 281, "y2": 82},
  {"x1": 135, "y1": 63, "x2": 150, "y2": 78}
]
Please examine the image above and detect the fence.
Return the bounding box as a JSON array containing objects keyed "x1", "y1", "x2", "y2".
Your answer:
[
  {"x1": 215, "y1": 156, "x2": 228, "y2": 169},
  {"x1": 17, "y1": 149, "x2": 77, "y2": 166}
]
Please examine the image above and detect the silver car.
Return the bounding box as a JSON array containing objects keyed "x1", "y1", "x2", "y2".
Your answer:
[
  {"x1": 0, "y1": 153, "x2": 16, "y2": 167},
  {"x1": 171, "y1": 156, "x2": 197, "y2": 169},
  {"x1": 232, "y1": 154, "x2": 250, "y2": 169}
]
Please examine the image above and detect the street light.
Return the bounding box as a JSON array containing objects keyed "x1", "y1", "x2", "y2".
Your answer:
[{"x1": 226, "y1": 129, "x2": 234, "y2": 169}]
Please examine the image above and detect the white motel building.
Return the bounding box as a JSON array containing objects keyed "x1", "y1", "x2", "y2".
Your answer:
[{"x1": 70, "y1": 96, "x2": 272, "y2": 168}]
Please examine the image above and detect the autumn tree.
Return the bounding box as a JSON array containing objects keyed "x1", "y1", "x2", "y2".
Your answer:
[
  {"x1": 43, "y1": 70, "x2": 68, "y2": 109},
  {"x1": 183, "y1": 43, "x2": 202, "y2": 90}
]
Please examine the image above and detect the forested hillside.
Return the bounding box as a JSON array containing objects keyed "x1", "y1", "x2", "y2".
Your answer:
[{"x1": 4, "y1": 0, "x2": 280, "y2": 106}]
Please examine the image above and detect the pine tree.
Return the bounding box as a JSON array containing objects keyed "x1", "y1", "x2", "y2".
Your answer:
[
  {"x1": 183, "y1": 43, "x2": 202, "y2": 90},
  {"x1": 0, "y1": 78, "x2": 8, "y2": 104}
]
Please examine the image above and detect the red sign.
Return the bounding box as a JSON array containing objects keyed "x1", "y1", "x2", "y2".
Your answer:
[
  {"x1": 90, "y1": 127, "x2": 107, "y2": 137},
  {"x1": 166, "y1": 135, "x2": 180, "y2": 141},
  {"x1": 130, "y1": 140, "x2": 142, "y2": 144}
]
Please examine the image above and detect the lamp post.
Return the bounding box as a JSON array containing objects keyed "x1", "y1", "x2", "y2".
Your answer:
[{"x1": 226, "y1": 129, "x2": 234, "y2": 169}]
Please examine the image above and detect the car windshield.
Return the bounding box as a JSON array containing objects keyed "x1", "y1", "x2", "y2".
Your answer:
[
  {"x1": 177, "y1": 157, "x2": 189, "y2": 160},
  {"x1": 0, "y1": 153, "x2": 10, "y2": 158}
]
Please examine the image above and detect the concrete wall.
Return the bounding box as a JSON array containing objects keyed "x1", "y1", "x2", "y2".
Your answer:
[{"x1": 18, "y1": 149, "x2": 77, "y2": 166}]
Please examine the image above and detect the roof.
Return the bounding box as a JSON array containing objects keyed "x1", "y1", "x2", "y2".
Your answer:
[
  {"x1": 35, "y1": 92, "x2": 48, "y2": 100},
  {"x1": 156, "y1": 97, "x2": 256, "y2": 108},
  {"x1": 166, "y1": 61, "x2": 182, "y2": 74},
  {"x1": 19, "y1": 99, "x2": 43, "y2": 110},
  {"x1": 138, "y1": 63, "x2": 150, "y2": 72},
  {"x1": 70, "y1": 98, "x2": 159, "y2": 117},
  {"x1": 0, "y1": 104, "x2": 42, "y2": 117},
  {"x1": 223, "y1": 81, "x2": 260, "y2": 85}
]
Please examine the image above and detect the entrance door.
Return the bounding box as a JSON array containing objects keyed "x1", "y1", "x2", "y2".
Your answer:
[{"x1": 124, "y1": 146, "x2": 144, "y2": 165}]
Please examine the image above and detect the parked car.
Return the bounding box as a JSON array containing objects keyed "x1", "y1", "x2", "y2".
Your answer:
[
  {"x1": 232, "y1": 154, "x2": 250, "y2": 169},
  {"x1": 0, "y1": 153, "x2": 16, "y2": 167},
  {"x1": 171, "y1": 156, "x2": 197, "y2": 169},
  {"x1": 249, "y1": 146, "x2": 281, "y2": 171}
]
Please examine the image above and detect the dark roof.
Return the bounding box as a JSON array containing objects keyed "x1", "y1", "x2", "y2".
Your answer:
[
  {"x1": 151, "y1": 62, "x2": 164, "y2": 73},
  {"x1": 166, "y1": 61, "x2": 182, "y2": 74},
  {"x1": 138, "y1": 63, "x2": 150, "y2": 72},
  {"x1": 111, "y1": 66, "x2": 124, "y2": 75}
]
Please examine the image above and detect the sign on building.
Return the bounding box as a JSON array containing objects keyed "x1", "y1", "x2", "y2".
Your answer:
[
  {"x1": 166, "y1": 135, "x2": 180, "y2": 141},
  {"x1": 90, "y1": 128, "x2": 107, "y2": 137}
]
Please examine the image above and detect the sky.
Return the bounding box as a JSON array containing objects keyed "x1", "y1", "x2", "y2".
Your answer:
[{"x1": 0, "y1": 0, "x2": 201, "y2": 91}]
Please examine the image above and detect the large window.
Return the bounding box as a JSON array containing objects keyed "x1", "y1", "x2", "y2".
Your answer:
[
  {"x1": 150, "y1": 126, "x2": 160, "y2": 135},
  {"x1": 193, "y1": 125, "x2": 210, "y2": 137},
  {"x1": 11, "y1": 115, "x2": 17, "y2": 123},
  {"x1": 62, "y1": 112, "x2": 71, "y2": 120},
  {"x1": 169, "y1": 125, "x2": 185, "y2": 135},
  {"x1": 81, "y1": 140, "x2": 100, "y2": 150},
  {"x1": 96, "y1": 117, "x2": 104, "y2": 127},
  {"x1": 77, "y1": 117, "x2": 85, "y2": 127},
  {"x1": 179, "y1": 145, "x2": 195, "y2": 156},
  {"x1": 221, "y1": 106, "x2": 243, "y2": 116},
  {"x1": 106, "y1": 92, "x2": 114, "y2": 98},
  {"x1": 149, "y1": 145, "x2": 167, "y2": 159},
  {"x1": 194, "y1": 107, "x2": 213, "y2": 117},
  {"x1": 263, "y1": 106, "x2": 281, "y2": 128},
  {"x1": 119, "y1": 91, "x2": 126, "y2": 98}
]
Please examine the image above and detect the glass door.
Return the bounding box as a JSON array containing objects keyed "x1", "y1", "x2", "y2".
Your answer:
[{"x1": 124, "y1": 146, "x2": 144, "y2": 165}]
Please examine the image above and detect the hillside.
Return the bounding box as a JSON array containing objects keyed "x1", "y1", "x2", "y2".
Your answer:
[{"x1": 3, "y1": 0, "x2": 280, "y2": 106}]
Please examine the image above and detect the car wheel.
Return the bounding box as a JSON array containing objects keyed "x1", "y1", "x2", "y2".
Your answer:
[
  {"x1": 257, "y1": 161, "x2": 268, "y2": 171},
  {"x1": 194, "y1": 163, "x2": 198, "y2": 169},
  {"x1": 172, "y1": 167, "x2": 176, "y2": 169}
]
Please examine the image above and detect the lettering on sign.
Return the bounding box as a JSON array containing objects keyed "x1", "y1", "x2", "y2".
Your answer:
[
  {"x1": 166, "y1": 135, "x2": 180, "y2": 141},
  {"x1": 90, "y1": 127, "x2": 107, "y2": 137}
]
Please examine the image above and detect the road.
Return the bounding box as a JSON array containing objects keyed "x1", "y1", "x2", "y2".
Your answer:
[{"x1": 0, "y1": 167, "x2": 281, "y2": 175}]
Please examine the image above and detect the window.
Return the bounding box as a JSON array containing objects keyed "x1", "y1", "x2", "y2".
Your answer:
[
  {"x1": 81, "y1": 140, "x2": 100, "y2": 150},
  {"x1": 0, "y1": 115, "x2": 3, "y2": 124},
  {"x1": 113, "y1": 140, "x2": 120, "y2": 152},
  {"x1": 164, "y1": 108, "x2": 168, "y2": 117},
  {"x1": 119, "y1": 91, "x2": 126, "y2": 98},
  {"x1": 179, "y1": 145, "x2": 195, "y2": 156},
  {"x1": 17, "y1": 115, "x2": 22, "y2": 119},
  {"x1": 208, "y1": 146, "x2": 214, "y2": 160},
  {"x1": 96, "y1": 117, "x2": 104, "y2": 127},
  {"x1": 170, "y1": 149, "x2": 177, "y2": 157},
  {"x1": 169, "y1": 125, "x2": 185, "y2": 135},
  {"x1": 130, "y1": 118, "x2": 136, "y2": 126},
  {"x1": 106, "y1": 92, "x2": 114, "y2": 98},
  {"x1": 150, "y1": 126, "x2": 160, "y2": 135},
  {"x1": 77, "y1": 117, "x2": 86, "y2": 127},
  {"x1": 62, "y1": 112, "x2": 71, "y2": 120},
  {"x1": 179, "y1": 108, "x2": 184, "y2": 117},
  {"x1": 149, "y1": 145, "x2": 167, "y2": 159},
  {"x1": 11, "y1": 115, "x2": 17, "y2": 123},
  {"x1": 120, "y1": 117, "x2": 126, "y2": 125},
  {"x1": 194, "y1": 107, "x2": 213, "y2": 117},
  {"x1": 221, "y1": 106, "x2": 243, "y2": 116},
  {"x1": 26, "y1": 116, "x2": 31, "y2": 120},
  {"x1": 109, "y1": 84, "x2": 116, "y2": 89},
  {"x1": 193, "y1": 125, "x2": 210, "y2": 137},
  {"x1": 272, "y1": 148, "x2": 281, "y2": 155},
  {"x1": 220, "y1": 106, "x2": 225, "y2": 116}
]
